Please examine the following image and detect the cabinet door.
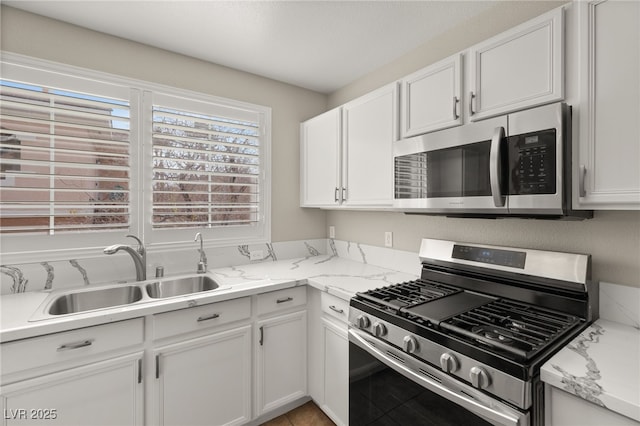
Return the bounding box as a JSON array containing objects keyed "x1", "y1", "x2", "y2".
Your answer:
[
  {"x1": 545, "y1": 385, "x2": 640, "y2": 426},
  {"x1": 1, "y1": 353, "x2": 143, "y2": 426},
  {"x1": 322, "y1": 318, "x2": 348, "y2": 426},
  {"x1": 468, "y1": 7, "x2": 564, "y2": 120},
  {"x1": 342, "y1": 82, "x2": 398, "y2": 206},
  {"x1": 401, "y1": 53, "x2": 463, "y2": 137},
  {"x1": 255, "y1": 310, "x2": 307, "y2": 416},
  {"x1": 576, "y1": 0, "x2": 640, "y2": 208},
  {"x1": 153, "y1": 326, "x2": 252, "y2": 426},
  {"x1": 300, "y1": 108, "x2": 342, "y2": 207}
]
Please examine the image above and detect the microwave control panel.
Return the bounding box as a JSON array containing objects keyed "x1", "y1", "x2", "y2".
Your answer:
[{"x1": 508, "y1": 128, "x2": 556, "y2": 195}]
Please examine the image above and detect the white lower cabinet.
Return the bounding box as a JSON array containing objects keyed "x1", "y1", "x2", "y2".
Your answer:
[
  {"x1": 308, "y1": 289, "x2": 349, "y2": 426},
  {"x1": 150, "y1": 297, "x2": 252, "y2": 426},
  {"x1": 545, "y1": 385, "x2": 640, "y2": 426},
  {"x1": 0, "y1": 319, "x2": 144, "y2": 426},
  {"x1": 255, "y1": 309, "x2": 308, "y2": 416},
  {"x1": 1, "y1": 353, "x2": 143, "y2": 426},
  {"x1": 152, "y1": 326, "x2": 252, "y2": 426},
  {"x1": 322, "y1": 318, "x2": 348, "y2": 426},
  {"x1": 254, "y1": 285, "x2": 308, "y2": 417}
]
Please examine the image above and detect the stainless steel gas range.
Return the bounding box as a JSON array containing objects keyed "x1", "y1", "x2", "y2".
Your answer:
[{"x1": 348, "y1": 239, "x2": 598, "y2": 426}]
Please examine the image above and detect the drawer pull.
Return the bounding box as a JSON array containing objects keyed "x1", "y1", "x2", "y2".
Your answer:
[
  {"x1": 276, "y1": 297, "x2": 293, "y2": 304},
  {"x1": 197, "y1": 313, "x2": 220, "y2": 322},
  {"x1": 329, "y1": 305, "x2": 344, "y2": 315},
  {"x1": 57, "y1": 339, "x2": 94, "y2": 352}
]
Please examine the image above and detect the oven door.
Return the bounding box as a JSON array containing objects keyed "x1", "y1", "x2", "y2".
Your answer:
[
  {"x1": 393, "y1": 115, "x2": 508, "y2": 214},
  {"x1": 349, "y1": 328, "x2": 529, "y2": 426}
]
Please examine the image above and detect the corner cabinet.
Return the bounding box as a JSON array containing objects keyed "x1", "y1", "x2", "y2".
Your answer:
[
  {"x1": 300, "y1": 107, "x2": 342, "y2": 207},
  {"x1": 468, "y1": 7, "x2": 564, "y2": 121},
  {"x1": 400, "y1": 53, "x2": 463, "y2": 138},
  {"x1": 574, "y1": 0, "x2": 640, "y2": 209},
  {"x1": 300, "y1": 82, "x2": 398, "y2": 209}
]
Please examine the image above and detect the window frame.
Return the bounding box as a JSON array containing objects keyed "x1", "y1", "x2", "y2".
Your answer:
[{"x1": 0, "y1": 53, "x2": 271, "y2": 264}]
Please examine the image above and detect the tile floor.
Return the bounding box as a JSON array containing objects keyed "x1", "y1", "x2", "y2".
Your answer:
[{"x1": 260, "y1": 401, "x2": 335, "y2": 426}]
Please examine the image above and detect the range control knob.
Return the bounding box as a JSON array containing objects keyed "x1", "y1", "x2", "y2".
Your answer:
[
  {"x1": 469, "y1": 366, "x2": 491, "y2": 389},
  {"x1": 355, "y1": 315, "x2": 370, "y2": 329},
  {"x1": 439, "y1": 353, "x2": 459, "y2": 373},
  {"x1": 402, "y1": 336, "x2": 418, "y2": 354},
  {"x1": 372, "y1": 322, "x2": 387, "y2": 337}
]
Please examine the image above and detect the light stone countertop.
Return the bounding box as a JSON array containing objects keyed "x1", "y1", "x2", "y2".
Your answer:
[
  {"x1": 541, "y1": 319, "x2": 640, "y2": 423},
  {"x1": 3, "y1": 251, "x2": 637, "y2": 424},
  {"x1": 0, "y1": 254, "x2": 417, "y2": 342}
]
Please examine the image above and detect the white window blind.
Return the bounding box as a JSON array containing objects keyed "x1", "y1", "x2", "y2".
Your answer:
[
  {"x1": 152, "y1": 102, "x2": 261, "y2": 230},
  {"x1": 0, "y1": 80, "x2": 131, "y2": 234}
]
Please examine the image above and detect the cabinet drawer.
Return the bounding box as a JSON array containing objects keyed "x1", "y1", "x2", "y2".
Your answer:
[
  {"x1": 256, "y1": 286, "x2": 307, "y2": 316},
  {"x1": 1, "y1": 318, "x2": 143, "y2": 376},
  {"x1": 321, "y1": 292, "x2": 349, "y2": 324},
  {"x1": 153, "y1": 297, "x2": 251, "y2": 340}
]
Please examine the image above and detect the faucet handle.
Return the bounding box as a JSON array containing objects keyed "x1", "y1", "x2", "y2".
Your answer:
[{"x1": 126, "y1": 234, "x2": 145, "y2": 256}]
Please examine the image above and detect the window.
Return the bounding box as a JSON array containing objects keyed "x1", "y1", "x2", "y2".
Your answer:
[
  {"x1": 0, "y1": 54, "x2": 270, "y2": 260},
  {"x1": 0, "y1": 75, "x2": 131, "y2": 235},
  {"x1": 152, "y1": 98, "x2": 261, "y2": 229}
]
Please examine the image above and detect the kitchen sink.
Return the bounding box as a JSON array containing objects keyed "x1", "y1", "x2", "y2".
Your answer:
[
  {"x1": 48, "y1": 285, "x2": 144, "y2": 315},
  {"x1": 146, "y1": 275, "x2": 220, "y2": 299}
]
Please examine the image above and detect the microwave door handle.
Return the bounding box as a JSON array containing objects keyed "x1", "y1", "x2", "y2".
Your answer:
[{"x1": 490, "y1": 127, "x2": 506, "y2": 207}]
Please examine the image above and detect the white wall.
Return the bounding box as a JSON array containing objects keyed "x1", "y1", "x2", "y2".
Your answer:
[
  {"x1": 0, "y1": 5, "x2": 329, "y2": 244},
  {"x1": 324, "y1": 0, "x2": 640, "y2": 288}
]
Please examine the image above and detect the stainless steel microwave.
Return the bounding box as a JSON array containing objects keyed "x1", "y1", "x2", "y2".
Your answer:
[{"x1": 393, "y1": 102, "x2": 591, "y2": 218}]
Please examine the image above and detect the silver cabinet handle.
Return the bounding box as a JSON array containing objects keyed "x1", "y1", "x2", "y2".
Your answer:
[
  {"x1": 579, "y1": 165, "x2": 587, "y2": 197},
  {"x1": 334, "y1": 187, "x2": 339, "y2": 202},
  {"x1": 197, "y1": 313, "x2": 220, "y2": 322},
  {"x1": 341, "y1": 187, "x2": 347, "y2": 202},
  {"x1": 453, "y1": 96, "x2": 459, "y2": 119},
  {"x1": 469, "y1": 91, "x2": 476, "y2": 116},
  {"x1": 276, "y1": 296, "x2": 293, "y2": 304},
  {"x1": 329, "y1": 305, "x2": 344, "y2": 315},
  {"x1": 57, "y1": 339, "x2": 94, "y2": 352},
  {"x1": 490, "y1": 126, "x2": 506, "y2": 207},
  {"x1": 259, "y1": 326, "x2": 264, "y2": 346},
  {"x1": 155, "y1": 355, "x2": 160, "y2": 379}
]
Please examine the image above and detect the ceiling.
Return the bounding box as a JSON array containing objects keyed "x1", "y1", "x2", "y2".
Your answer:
[{"x1": 4, "y1": 1, "x2": 497, "y2": 93}]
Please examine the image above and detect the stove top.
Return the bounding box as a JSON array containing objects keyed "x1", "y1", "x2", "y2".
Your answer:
[{"x1": 354, "y1": 279, "x2": 582, "y2": 363}]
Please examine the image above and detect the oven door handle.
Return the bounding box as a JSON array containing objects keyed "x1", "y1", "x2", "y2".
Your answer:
[{"x1": 349, "y1": 329, "x2": 528, "y2": 426}]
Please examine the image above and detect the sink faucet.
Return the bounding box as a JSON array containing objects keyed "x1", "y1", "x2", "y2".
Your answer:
[
  {"x1": 195, "y1": 232, "x2": 207, "y2": 273},
  {"x1": 104, "y1": 234, "x2": 147, "y2": 281}
]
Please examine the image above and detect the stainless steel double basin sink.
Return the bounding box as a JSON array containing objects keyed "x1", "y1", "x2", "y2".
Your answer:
[{"x1": 37, "y1": 275, "x2": 222, "y2": 319}]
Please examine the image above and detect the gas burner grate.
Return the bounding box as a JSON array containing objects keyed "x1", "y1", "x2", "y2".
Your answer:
[
  {"x1": 440, "y1": 299, "x2": 581, "y2": 360},
  {"x1": 355, "y1": 279, "x2": 460, "y2": 313}
]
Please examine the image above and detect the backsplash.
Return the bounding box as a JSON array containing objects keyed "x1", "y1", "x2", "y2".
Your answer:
[
  {"x1": 4, "y1": 239, "x2": 635, "y2": 330},
  {"x1": 0, "y1": 239, "x2": 328, "y2": 295}
]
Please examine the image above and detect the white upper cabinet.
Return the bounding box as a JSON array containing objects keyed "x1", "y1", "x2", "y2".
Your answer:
[
  {"x1": 575, "y1": 0, "x2": 640, "y2": 209},
  {"x1": 468, "y1": 7, "x2": 564, "y2": 121},
  {"x1": 400, "y1": 53, "x2": 463, "y2": 138},
  {"x1": 341, "y1": 82, "x2": 398, "y2": 207},
  {"x1": 300, "y1": 107, "x2": 342, "y2": 207}
]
